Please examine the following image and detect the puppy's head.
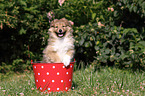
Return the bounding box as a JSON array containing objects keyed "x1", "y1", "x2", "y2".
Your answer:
[{"x1": 49, "y1": 18, "x2": 74, "y2": 38}]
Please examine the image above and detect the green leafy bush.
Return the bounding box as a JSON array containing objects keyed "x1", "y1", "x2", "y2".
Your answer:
[
  {"x1": 0, "y1": 0, "x2": 144, "y2": 73},
  {"x1": 0, "y1": 0, "x2": 55, "y2": 72},
  {"x1": 73, "y1": 0, "x2": 145, "y2": 69},
  {"x1": 74, "y1": 23, "x2": 145, "y2": 69}
]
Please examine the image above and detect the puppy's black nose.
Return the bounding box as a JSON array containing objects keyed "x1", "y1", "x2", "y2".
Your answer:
[{"x1": 59, "y1": 29, "x2": 62, "y2": 33}]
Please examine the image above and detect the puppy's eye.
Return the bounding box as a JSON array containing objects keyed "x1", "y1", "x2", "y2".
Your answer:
[{"x1": 55, "y1": 26, "x2": 58, "y2": 28}]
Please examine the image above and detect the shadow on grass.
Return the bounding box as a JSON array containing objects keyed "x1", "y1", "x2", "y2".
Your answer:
[{"x1": 71, "y1": 80, "x2": 78, "y2": 90}]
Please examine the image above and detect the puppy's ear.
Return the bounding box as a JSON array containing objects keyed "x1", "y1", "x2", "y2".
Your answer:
[
  {"x1": 68, "y1": 20, "x2": 74, "y2": 26},
  {"x1": 50, "y1": 19, "x2": 58, "y2": 27}
]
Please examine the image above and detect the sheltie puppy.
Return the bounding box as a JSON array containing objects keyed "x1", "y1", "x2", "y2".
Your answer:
[{"x1": 43, "y1": 18, "x2": 75, "y2": 67}]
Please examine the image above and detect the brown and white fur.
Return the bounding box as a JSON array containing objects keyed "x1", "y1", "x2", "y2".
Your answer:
[{"x1": 43, "y1": 18, "x2": 75, "y2": 67}]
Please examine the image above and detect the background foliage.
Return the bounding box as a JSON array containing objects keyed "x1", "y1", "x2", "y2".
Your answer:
[{"x1": 0, "y1": 0, "x2": 145, "y2": 73}]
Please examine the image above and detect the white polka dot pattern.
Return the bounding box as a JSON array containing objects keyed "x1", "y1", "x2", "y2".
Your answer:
[
  {"x1": 66, "y1": 87, "x2": 68, "y2": 90},
  {"x1": 57, "y1": 72, "x2": 60, "y2": 75},
  {"x1": 32, "y1": 63, "x2": 74, "y2": 92},
  {"x1": 41, "y1": 66, "x2": 44, "y2": 68},
  {"x1": 46, "y1": 72, "x2": 49, "y2": 75},
  {"x1": 57, "y1": 88, "x2": 59, "y2": 90},
  {"x1": 52, "y1": 66, "x2": 55, "y2": 68},
  {"x1": 70, "y1": 65, "x2": 72, "y2": 68},
  {"x1": 52, "y1": 80, "x2": 55, "y2": 82}
]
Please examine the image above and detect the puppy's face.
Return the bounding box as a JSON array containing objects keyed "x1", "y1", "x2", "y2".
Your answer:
[{"x1": 49, "y1": 18, "x2": 74, "y2": 38}]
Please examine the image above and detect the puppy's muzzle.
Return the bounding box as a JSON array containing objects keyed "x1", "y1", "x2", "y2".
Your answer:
[
  {"x1": 59, "y1": 29, "x2": 62, "y2": 33},
  {"x1": 56, "y1": 29, "x2": 66, "y2": 38}
]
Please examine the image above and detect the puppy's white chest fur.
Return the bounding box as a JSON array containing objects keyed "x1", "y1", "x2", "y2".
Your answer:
[{"x1": 52, "y1": 38, "x2": 72, "y2": 61}]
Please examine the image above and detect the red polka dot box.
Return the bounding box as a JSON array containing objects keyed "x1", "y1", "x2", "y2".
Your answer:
[{"x1": 31, "y1": 60, "x2": 75, "y2": 92}]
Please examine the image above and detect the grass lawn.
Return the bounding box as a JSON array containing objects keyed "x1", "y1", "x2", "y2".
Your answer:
[{"x1": 0, "y1": 64, "x2": 145, "y2": 96}]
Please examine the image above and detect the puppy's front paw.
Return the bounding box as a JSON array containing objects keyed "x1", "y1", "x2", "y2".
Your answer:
[{"x1": 62, "y1": 55, "x2": 71, "y2": 67}]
